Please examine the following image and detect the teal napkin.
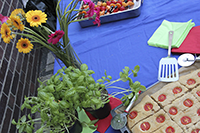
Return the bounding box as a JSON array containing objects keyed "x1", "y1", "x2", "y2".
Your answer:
[{"x1": 148, "y1": 19, "x2": 195, "y2": 49}]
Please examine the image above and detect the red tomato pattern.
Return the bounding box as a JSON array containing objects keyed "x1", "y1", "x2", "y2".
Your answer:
[
  {"x1": 183, "y1": 99, "x2": 193, "y2": 107},
  {"x1": 172, "y1": 87, "x2": 182, "y2": 94},
  {"x1": 169, "y1": 107, "x2": 178, "y2": 115},
  {"x1": 158, "y1": 94, "x2": 166, "y2": 102},
  {"x1": 181, "y1": 116, "x2": 191, "y2": 125},
  {"x1": 144, "y1": 103, "x2": 153, "y2": 111},
  {"x1": 196, "y1": 90, "x2": 200, "y2": 97},
  {"x1": 197, "y1": 71, "x2": 200, "y2": 77},
  {"x1": 191, "y1": 129, "x2": 200, "y2": 133},
  {"x1": 197, "y1": 108, "x2": 200, "y2": 116},
  {"x1": 187, "y1": 79, "x2": 196, "y2": 85},
  {"x1": 129, "y1": 111, "x2": 137, "y2": 119},
  {"x1": 140, "y1": 122, "x2": 150, "y2": 131},
  {"x1": 165, "y1": 126, "x2": 175, "y2": 133},
  {"x1": 156, "y1": 115, "x2": 165, "y2": 123}
]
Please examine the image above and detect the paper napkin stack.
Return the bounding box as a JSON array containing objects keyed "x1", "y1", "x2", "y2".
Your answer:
[{"x1": 148, "y1": 19, "x2": 195, "y2": 49}]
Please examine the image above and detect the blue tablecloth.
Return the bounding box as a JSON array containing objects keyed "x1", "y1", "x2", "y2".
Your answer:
[{"x1": 54, "y1": 0, "x2": 200, "y2": 132}]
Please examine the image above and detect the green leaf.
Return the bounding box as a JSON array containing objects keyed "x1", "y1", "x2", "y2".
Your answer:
[
  {"x1": 37, "y1": 78, "x2": 43, "y2": 85},
  {"x1": 95, "y1": 91, "x2": 101, "y2": 97},
  {"x1": 89, "y1": 125, "x2": 98, "y2": 130},
  {"x1": 134, "y1": 65, "x2": 140, "y2": 72},
  {"x1": 31, "y1": 105, "x2": 39, "y2": 113},
  {"x1": 19, "y1": 124, "x2": 25, "y2": 133},
  {"x1": 128, "y1": 93, "x2": 134, "y2": 99},
  {"x1": 100, "y1": 84, "x2": 105, "y2": 88},
  {"x1": 47, "y1": 84, "x2": 55, "y2": 92},
  {"x1": 91, "y1": 98, "x2": 100, "y2": 105},
  {"x1": 87, "y1": 70, "x2": 95, "y2": 75},
  {"x1": 124, "y1": 98, "x2": 129, "y2": 106},
  {"x1": 76, "y1": 86, "x2": 87, "y2": 93},
  {"x1": 77, "y1": 75, "x2": 84, "y2": 84},
  {"x1": 21, "y1": 115, "x2": 26, "y2": 123},
  {"x1": 86, "y1": 76, "x2": 95, "y2": 83},
  {"x1": 38, "y1": 91, "x2": 49, "y2": 101},
  {"x1": 130, "y1": 81, "x2": 141, "y2": 90},
  {"x1": 59, "y1": 100, "x2": 70, "y2": 108},
  {"x1": 139, "y1": 85, "x2": 146, "y2": 91},
  {"x1": 41, "y1": 111, "x2": 49, "y2": 121},
  {"x1": 21, "y1": 103, "x2": 26, "y2": 111},
  {"x1": 70, "y1": 72, "x2": 79, "y2": 79},
  {"x1": 120, "y1": 95, "x2": 127, "y2": 101},
  {"x1": 121, "y1": 75, "x2": 128, "y2": 82},
  {"x1": 97, "y1": 79, "x2": 103, "y2": 83},
  {"x1": 104, "y1": 70, "x2": 107, "y2": 77},
  {"x1": 11, "y1": 119, "x2": 17, "y2": 125},
  {"x1": 25, "y1": 125, "x2": 32, "y2": 133},
  {"x1": 90, "y1": 119, "x2": 99, "y2": 125},
  {"x1": 81, "y1": 64, "x2": 88, "y2": 71},
  {"x1": 131, "y1": 65, "x2": 140, "y2": 77},
  {"x1": 36, "y1": 127, "x2": 43, "y2": 133},
  {"x1": 49, "y1": 101, "x2": 59, "y2": 110},
  {"x1": 107, "y1": 75, "x2": 112, "y2": 80},
  {"x1": 16, "y1": 123, "x2": 20, "y2": 129},
  {"x1": 65, "y1": 88, "x2": 76, "y2": 97},
  {"x1": 65, "y1": 80, "x2": 73, "y2": 88},
  {"x1": 54, "y1": 75, "x2": 61, "y2": 84},
  {"x1": 24, "y1": 103, "x2": 32, "y2": 109},
  {"x1": 88, "y1": 84, "x2": 95, "y2": 90},
  {"x1": 57, "y1": 68, "x2": 64, "y2": 73},
  {"x1": 28, "y1": 114, "x2": 32, "y2": 120},
  {"x1": 55, "y1": 82, "x2": 63, "y2": 91},
  {"x1": 122, "y1": 67, "x2": 129, "y2": 75},
  {"x1": 124, "y1": 66, "x2": 130, "y2": 73},
  {"x1": 73, "y1": 68, "x2": 81, "y2": 74}
]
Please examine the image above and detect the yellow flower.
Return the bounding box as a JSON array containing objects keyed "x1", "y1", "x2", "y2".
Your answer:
[
  {"x1": 10, "y1": 16, "x2": 24, "y2": 31},
  {"x1": 16, "y1": 38, "x2": 33, "y2": 53},
  {"x1": 10, "y1": 8, "x2": 25, "y2": 18},
  {"x1": 25, "y1": 10, "x2": 47, "y2": 27},
  {"x1": 0, "y1": 23, "x2": 13, "y2": 43}
]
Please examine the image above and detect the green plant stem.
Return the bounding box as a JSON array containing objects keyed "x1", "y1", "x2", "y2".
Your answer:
[
  {"x1": 111, "y1": 90, "x2": 132, "y2": 97},
  {"x1": 20, "y1": 118, "x2": 42, "y2": 124},
  {"x1": 106, "y1": 86, "x2": 130, "y2": 91},
  {"x1": 64, "y1": 123, "x2": 70, "y2": 133},
  {"x1": 104, "y1": 78, "x2": 121, "y2": 87},
  {"x1": 24, "y1": 27, "x2": 47, "y2": 42}
]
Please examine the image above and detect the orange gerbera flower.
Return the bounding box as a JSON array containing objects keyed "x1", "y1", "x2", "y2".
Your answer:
[
  {"x1": 25, "y1": 10, "x2": 47, "y2": 27},
  {"x1": 16, "y1": 38, "x2": 33, "y2": 54},
  {"x1": 10, "y1": 15, "x2": 24, "y2": 31},
  {"x1": 0, "y1": 23, "x2": 13, "y2": 43}
]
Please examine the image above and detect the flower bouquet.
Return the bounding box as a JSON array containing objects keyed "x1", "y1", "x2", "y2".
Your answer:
[{"x1": 0, "y1": 0, "x2": 101, "y2": 69}]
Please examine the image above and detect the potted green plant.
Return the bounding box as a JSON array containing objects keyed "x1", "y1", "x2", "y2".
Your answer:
[
  {"x1": 11, "y1": 67, "x2": 98, "y2": 133},
  {"x1": 12, "y1": 63, "x2": 146, "y2": 133},
  {"x1": 54, "y1": 63, "x2": 146, "y2": 119}
]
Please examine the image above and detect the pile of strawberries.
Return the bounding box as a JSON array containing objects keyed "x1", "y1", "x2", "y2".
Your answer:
[{"x1": 80, "y1": 0, "x2": 137, "y2": 17}]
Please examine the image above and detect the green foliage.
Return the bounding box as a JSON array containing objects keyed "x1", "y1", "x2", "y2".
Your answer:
[
  {"x1": 12, "y1": 63, "x2": 108, "y2": 133},
  {"x1": 101, "y1": 65, "x2": 146, "y2": 106},
  {"x1": 12, "y1": 63, "x2": 146, "y2": 133}
]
